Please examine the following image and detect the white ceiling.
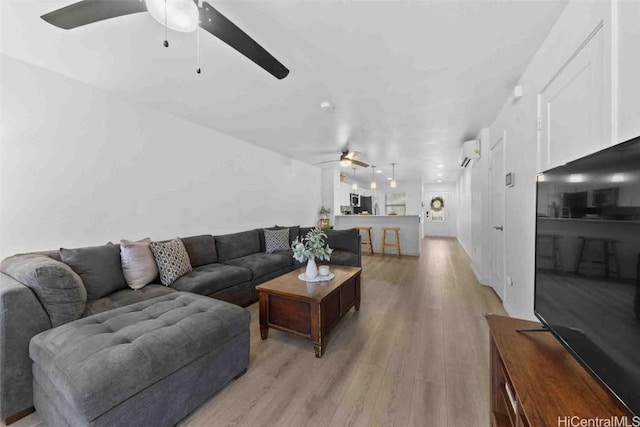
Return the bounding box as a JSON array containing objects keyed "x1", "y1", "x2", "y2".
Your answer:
[{"x1": 0, "y1": 0, "x2": 568, "y2": 183}]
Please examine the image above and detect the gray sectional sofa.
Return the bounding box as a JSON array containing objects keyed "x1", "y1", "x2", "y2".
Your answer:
[{"x1": 0, "y1": 226, "x2": 361, "y2": 425}]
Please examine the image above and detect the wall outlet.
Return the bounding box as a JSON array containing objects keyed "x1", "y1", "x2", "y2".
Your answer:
[{"x1": 507, "y1": 275, "x2": 514, "y2": 287}]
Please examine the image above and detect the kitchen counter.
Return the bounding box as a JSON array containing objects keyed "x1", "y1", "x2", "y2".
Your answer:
[{"x1": 334, "y1": 215, "x2": 421, "y2": 256}]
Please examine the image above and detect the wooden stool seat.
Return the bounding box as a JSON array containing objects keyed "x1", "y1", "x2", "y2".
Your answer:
[
  {"x1": 355, "y1": 226, "x2": 374, "y2": 255},
  {"x1": 574, "y1": 237, "x2": 621, "y2": 280},
  {"x1": 381, "y1": 227, "x2": 401, "y2": 256}
]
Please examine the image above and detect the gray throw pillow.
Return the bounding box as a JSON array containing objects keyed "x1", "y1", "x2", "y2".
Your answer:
[
  {"x1": 0, "y1": 254, "x2": 87, "y2": 327},
  {"x1": 150, "y1": 239, "x2": 193, "y2": 286},
  {"x1": 264, "y1": 228, "x2": 290, "y2": 253},
  {"x1": 120, "y1": 238, "x2": 159, "y2": 290},
  {"x1": 60, "y1": 243, "x2": 128, "y2": 300}
]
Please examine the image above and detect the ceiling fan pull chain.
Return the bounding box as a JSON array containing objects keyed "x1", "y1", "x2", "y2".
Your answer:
[
  {"x1": 196, "y1": 23, "x2": 201, "y2": 74},
  {"x1": 163, "y1": 0, "x2": 169, "y2": 48}
]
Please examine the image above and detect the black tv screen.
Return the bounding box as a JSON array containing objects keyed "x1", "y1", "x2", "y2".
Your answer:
[{"x1": 535, "y1": 135, "x2": 640, "y2": 415}]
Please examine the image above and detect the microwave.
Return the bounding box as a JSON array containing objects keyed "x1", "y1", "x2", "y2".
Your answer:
[{"x1": 350, "y1": 193, "x2": 360, "y2": 207}]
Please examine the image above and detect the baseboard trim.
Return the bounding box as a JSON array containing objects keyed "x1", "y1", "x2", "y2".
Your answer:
[{"x1": 4, "y1": 406, "x2": 34, "y2": 425}]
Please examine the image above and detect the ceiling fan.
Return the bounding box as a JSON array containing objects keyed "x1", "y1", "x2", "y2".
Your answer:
[
  {"x1": 313, "y1": 149, "x2": 370, "y2": 168},
  {"x1": 40, "y1": 0, "x2": 290, "y2": 79}
]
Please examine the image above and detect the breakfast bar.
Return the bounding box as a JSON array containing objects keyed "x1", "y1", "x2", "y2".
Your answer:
[{"x1": 334, "y1": 215, "x2": 422, "y2": 256}]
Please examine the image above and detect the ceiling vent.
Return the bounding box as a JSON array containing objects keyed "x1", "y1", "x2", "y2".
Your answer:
[{"x1": 460, "y1": 139, "x2": 480, "y2": 167}]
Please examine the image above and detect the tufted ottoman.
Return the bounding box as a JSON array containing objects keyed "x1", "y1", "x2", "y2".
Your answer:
[{"x1": 29, "y1": 292, "x2": 250, "y2": 427}]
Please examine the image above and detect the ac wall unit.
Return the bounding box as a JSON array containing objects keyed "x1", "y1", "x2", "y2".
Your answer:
[{"x1": 460, "y1": 139, "x2": 480, "y2": 167}]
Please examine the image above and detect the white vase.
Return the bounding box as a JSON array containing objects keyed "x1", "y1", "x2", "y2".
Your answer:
[{"x1": 305, "y1": 257, "x2": 318, "y2": 279}]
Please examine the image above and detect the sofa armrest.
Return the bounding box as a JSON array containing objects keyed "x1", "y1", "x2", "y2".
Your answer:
[{"x1": 0, "y1": 273, "x2": 51, "y2": 420}]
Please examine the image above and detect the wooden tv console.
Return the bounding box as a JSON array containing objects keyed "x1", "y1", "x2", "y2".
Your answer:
[{"x1": 487, "y1": 315, "x2": 627, "y2": 427}]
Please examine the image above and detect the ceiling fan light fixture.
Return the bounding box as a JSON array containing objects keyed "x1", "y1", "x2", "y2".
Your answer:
[
  {"x1": 340, "y1": 159, "x2": 352, "y2": 167},
  {"x1": 146, "y1": 0, "x2": 199, "y2": 32}
]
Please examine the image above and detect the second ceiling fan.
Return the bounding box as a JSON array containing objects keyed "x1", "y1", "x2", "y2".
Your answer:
[
  {"x1": 40, "y1": 0, "x2": 290, "y2": 79},
  {"x1": 313, "y1": 149, "x2": 370, "y2": 168}
]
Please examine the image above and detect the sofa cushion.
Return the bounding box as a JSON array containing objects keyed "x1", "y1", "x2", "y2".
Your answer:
[
  {"x1": 264, "y1": 228, "x2": 290, "y2": 253},
  {"x1": 29, "y1": 292, "x2": 250, "y2": 422},
  {"x1": 60, "y1": 243, "x2": 128, "y2": 301},
  {"x1": 180, "y1": 235, "x2": 217, "y2": 267},
  {"x1": 83, "y1": 284, "x2": 176, "y2": 317},
  {"x1": 323, "y1": 250, "x2": 360, "y2": 267},
  {"x1": 215, "y1": 230, "x2": 260, "y2": 262},
  {"x1": 150, "y1": 239, "x2": 193, "y2": 286},
  {"x1": 224, "y1": 252, "x2": 292, "y2": 279},
  {"x1": 171, "y1": 263, "x2": 252, "y2": 296},
  {"x1": 0, "y1": 254, "x2": 87, "y2": 327},
  {"x1": 120, "y1": 238, "x2": 158, "y2": 290},
  {"x1": 298, "y1": 227, "x2": 314, "y2": 241},
  {"x1": 325, "y1": 228, "x2": 359, "y2": 253}
]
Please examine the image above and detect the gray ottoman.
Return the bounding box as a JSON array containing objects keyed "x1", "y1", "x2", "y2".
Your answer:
[{"x1": 30, "y1": 292, "x2": 250, "y2": 427}]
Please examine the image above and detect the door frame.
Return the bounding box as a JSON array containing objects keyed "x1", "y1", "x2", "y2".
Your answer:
[{"x1": 489, "y1": 131, "x2": 507, "y2": 301}]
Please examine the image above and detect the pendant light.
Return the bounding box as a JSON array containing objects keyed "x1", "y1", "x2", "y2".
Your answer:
[
  {"x1": 352, "y1": 168, "x2": 358, "y2": 190},
  {"x1": 370, "y1": 165, "x2": 377, "y2": 189},
  {"x1": 390, "y1": 163, "x2": 397, "y2": 188}
]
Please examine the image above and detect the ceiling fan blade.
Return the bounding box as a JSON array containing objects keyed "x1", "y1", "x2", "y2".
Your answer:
[
  {"x1": 199, "y1": 2, "x2": 289, "y2": 80},
  {"x1": 41, "y1": 0, "x2": 147, "y2": 30},
  {"x1": 351, "y1": 159, "x2": 370, "y2": 168},
  {"x1": 312, "y1": 160, "x2": 339, "y2": 166},
  {"x1": 344, "y1": 151, "x2": 360, "y2": 160}
]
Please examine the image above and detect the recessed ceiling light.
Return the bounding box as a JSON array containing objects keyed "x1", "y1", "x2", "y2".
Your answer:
[
  {"x1": 437, "y1": 179, "x2": 443, "y2": 183},
  {"x1": 437, "y1": 173, "x2": 442, "y2": 177},
  {"x1": 387, "y1": 177, "x2": 392, "y2": 180},
  {"x1": 436, "y1": 164, "x2": 444, "y2": 169},
  {"x1": 376, "y1": 170, "x2": 382, "y2": 174},
  {"x1": 319, "y1": 101, "x2": 334, "y2": 110}
]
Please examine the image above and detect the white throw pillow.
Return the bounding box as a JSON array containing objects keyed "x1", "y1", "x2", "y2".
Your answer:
[
  {"x1": 149, "y1": 239, "x2": 193, "y2": 286},
  {"x1": 120, "y1": 238, "x2": 159, "y2": 290}
]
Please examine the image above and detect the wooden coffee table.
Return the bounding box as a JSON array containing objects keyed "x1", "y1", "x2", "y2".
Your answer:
[{"x1": 256, "y1": 265, "x2": 361, "y2": 357}]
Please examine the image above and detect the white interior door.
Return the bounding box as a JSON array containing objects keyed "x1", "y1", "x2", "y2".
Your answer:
[
  {"x1": 489, "y1": 134, "x2": 506, "y2": 300},
  {"x1": 425, "y1": 191, "x2": 450, "y2": 236}
]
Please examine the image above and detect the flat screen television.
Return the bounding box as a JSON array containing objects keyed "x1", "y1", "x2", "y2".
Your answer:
[{"x1": 535, "y1": 135, "x2": 640, "y2": 416}]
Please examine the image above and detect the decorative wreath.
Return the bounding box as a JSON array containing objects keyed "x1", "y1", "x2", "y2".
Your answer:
[{"x1": 430, "y1": 196, "x2": 444, "y2": 211}]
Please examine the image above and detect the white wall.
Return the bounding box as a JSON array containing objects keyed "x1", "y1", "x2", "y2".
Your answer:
[
  {"x1": 457, "y1": 167, "x2": 473, "y2": 255},
  {"x1": 321, "y1": 168, "x2": 340, "y2": 224},
  {"x1": 459, "y1": 0, "x2": 640, "y2": 319},
  {"x1": 0, "y1": 54, "x2": 322, "y2": 258}
]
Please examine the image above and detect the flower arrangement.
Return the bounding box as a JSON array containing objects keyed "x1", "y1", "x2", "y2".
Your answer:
[{"x1": 291, "y1": 227, "x2": 333, "y2": 263}]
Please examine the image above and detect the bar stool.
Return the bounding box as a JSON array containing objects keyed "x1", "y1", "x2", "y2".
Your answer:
[
  {"x1": 574, "y1": 237, "x2": 621, "y2": 280},
  {"x1": 537, "y1": 234, "x2": 564, "y2": 272},
  {"x1": 355, "y1": 226, "x2": 374, "y2": 254},
  {"x1": 381, "y1": 227, "x2": 401, "y2": 256}
]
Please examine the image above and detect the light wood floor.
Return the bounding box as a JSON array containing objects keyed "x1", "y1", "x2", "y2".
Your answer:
[{"x1": 11, "y1": 237, "x2": 506, "y2": 427}]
